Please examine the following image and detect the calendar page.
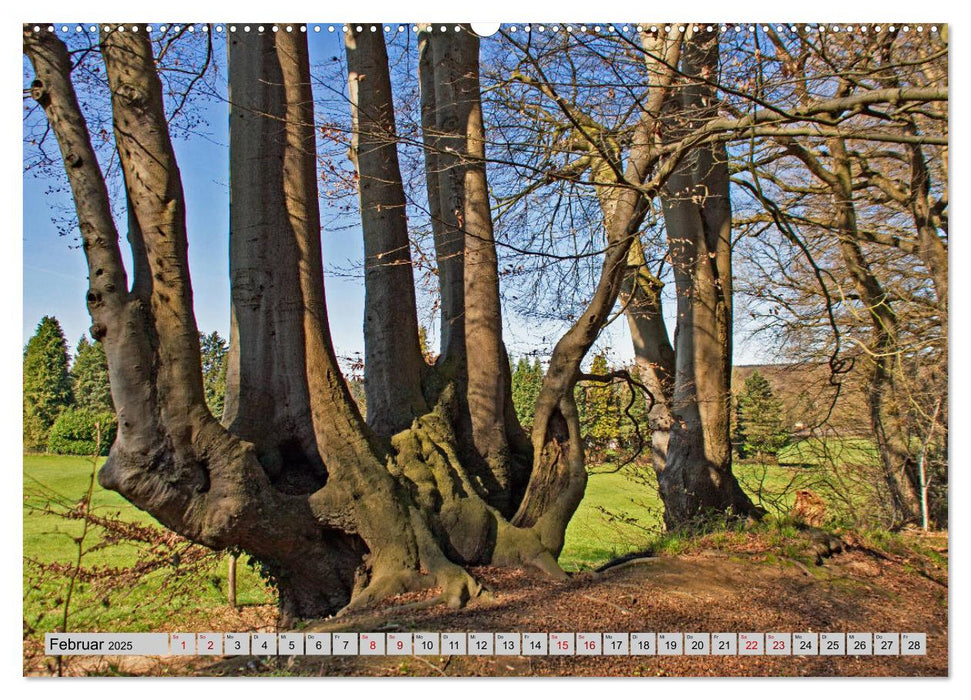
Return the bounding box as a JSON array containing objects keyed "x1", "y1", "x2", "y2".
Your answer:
[{"x1": 18, "y1": 0, "x2": 950, "y2": 683}]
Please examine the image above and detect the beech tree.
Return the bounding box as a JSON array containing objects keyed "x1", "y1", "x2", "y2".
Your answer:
[
  {"x1": 24, "y1": 22, "x2": 948, "y2": 619},
  {"x1": 491, "y1": 27, "x2": 758, "y2": 525},
  {"x1": 728, "y1": 26, "x2": 947, "y2": 524},
  {"x1": 488, "y1": 24, "x2": 946, "y2": 527},
  {"x1": 23, "y1": 23, "x2": 625, "y2": 620}
]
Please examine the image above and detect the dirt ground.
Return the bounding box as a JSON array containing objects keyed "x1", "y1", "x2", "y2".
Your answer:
[{"x1": 27, "y1": 531, "x2": 948, "y2": 678}]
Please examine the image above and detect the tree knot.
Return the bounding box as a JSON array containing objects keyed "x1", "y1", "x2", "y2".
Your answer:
[
  {"x1": 116, "y1": 83, "x2": 148, "y2": 108},
  {"x1": 29, "y1": 79, "x2": 49, "y2": 107},
  {"x1": 86, "y1": 289, "x2": 104, "y2": 308},
  {"x1": 90, "y1": 323, "x2": 107, "y2": 341}
]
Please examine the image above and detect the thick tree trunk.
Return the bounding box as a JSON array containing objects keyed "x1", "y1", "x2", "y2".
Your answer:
[
  {"x1": 655, "y1": 30, "x2": 756, "y2": 526},
  {"x1": 581, "y1": 30, "x2": 752, "y2": 526},
  {"x1": 345, "y1": 27, "x2": 428, "y2": 437},
  {"x1": 620, "y1": 237, "x2": 676, "y2": 474},
  {"x1": 513, "y1": 92, "x2": 659, "y2": 549},
  {"x1": 418, "y1": 32, "x2": 466, "y2": 368},
  {"x1": 225, "y1": 30, "x2": 324, "y2": 489},
  {"x1": 417, "y1": 27, "x2": 529, "y2": 516}
]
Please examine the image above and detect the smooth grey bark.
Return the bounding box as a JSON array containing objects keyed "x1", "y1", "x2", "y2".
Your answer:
[
  {"x1": 225, "y1": 30, "x2": 324, "y2": 489},
  {"x1": 579, "y1": 29, "x2": 754, "y2": 525},
  {"x1": 611, "y1": 30, "x2": 683, "y2": 478},
  {"x1": 418, "y1": 27, "x2": 529, "y2": 516},
  {"x1": 620, "y1": 237, "x2": 676, "y2": 475},
  {"x1": 653, "y1": 30, "x2": 756, "y2": 525},
  {"x1": 418, "y1": 32, "x2": 465, "y2": 367},
  {"x1": 345, "y1": 27, "x2": 428, "y2": 437}
]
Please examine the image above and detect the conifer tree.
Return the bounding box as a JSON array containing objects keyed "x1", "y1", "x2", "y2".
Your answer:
[
  {"x1": 199, "y1": 331, "x2": 229, "y2": 420},
  {"x1": 735, "y1": 371, "x2": 789, "y2": 459},
  {"x1": 584, "y1": 353, "x2": 621, "y2": 457},
  {"x1": 23, "y1": 316, "x2": 73, "y2": 450},
  {"x1": 511, "y1": 356, "x2": 543, "y2": 430},
  {"x1": 71, "y1": 335, "x2": 113, "y2": 414}
]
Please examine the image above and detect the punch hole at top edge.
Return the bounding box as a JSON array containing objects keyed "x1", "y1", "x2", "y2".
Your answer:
[{"x1": 471, "y1": 23, "x2": 501, "y2": 37}]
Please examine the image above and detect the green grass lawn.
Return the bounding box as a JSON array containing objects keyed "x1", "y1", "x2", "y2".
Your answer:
[
  {"x1": 23, "y1": 455, "x2": 274, "y2": 636},
  {"x1": 560, "y1": 438, "x2": 881, "y2": 571},
  {"x1": 559, "y1": 467, "x2": 663, "y2": 571},
  {"x1": 777, "y1": 436, "x2": 879, "y2": 468},
  {"x1": 24, "y1": 445, "x2": 873, "y2": 631}
]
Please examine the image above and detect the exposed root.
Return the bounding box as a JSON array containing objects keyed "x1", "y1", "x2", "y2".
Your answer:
[
  {"x1": 528, "y1": 549, "x2": 569, "y2": 580},
  {"x1": 411, "y1": 506, "x2": 491, "y2": 608},
  {"x1": 434, "y1": 565, "x2": 491, "y2": 609},
  {"x1": 596, "y1": 557, "x2": 662, "y2": 575},
  {"x1": 332, "y1": 394, "x2": 575, "y2": 619},
  {"x1": 595, "y1": 550, "x2": 659, "y2": 573},
  {"x1": 340, "y1": 569, "x2": 425, "y2": 616}
]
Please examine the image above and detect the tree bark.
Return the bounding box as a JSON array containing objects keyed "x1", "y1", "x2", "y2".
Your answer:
[
  {"x1": 225, "y1": 30, "x2": 324, "y2": 489},
  {"x1": 418, "y1": 31, "x2": 465, "y2": 367},
  {"x1": 620, "y1": 237, "x2": 676, "y2": 475},
  {"x1": 417, "y1": 27, "x2": 529, "y2": 516},
  {"x1": 655, "y1": 30, "x2": 757, "y2": 526},
  {"x1": 346, "y1": 27, "x2": 428, "y2": 437}
]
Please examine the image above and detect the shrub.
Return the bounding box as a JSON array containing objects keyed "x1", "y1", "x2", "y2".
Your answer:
[{"x1": 47, "y1": 408, "x2": 117, "y2": 456}]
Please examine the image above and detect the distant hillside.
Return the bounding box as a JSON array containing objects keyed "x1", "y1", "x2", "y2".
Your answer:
[{"x1": 732, "y1": 362, "x2": 869, "y2": 436}]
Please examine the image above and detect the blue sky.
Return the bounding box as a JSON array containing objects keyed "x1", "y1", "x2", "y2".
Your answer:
[{"x1": 22, "y1": 25, "x2": 767, "y2": 367}]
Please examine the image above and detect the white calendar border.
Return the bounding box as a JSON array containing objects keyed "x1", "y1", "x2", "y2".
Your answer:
[{"x1": 5, "y1": 0, "x2": 965, "y2": 698}]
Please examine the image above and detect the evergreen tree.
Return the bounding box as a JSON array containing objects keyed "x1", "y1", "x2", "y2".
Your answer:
[
  {"x1": 23, "y1": 316, "x2": 73, "y2": 450},
  {"x1": 735, "y1": 371, "x2": 790, "y2": 459},
  {"x1": 199, "y1": 331, "x2": 229, "y2": 419},
  {"x1": 511, "y1": 356, "x2": 543, "y2": 430},
  {"x1": 583, "y1": 353, "x2": 620, "y2": 457},
  {"x1": 71, "y1": 335, "x2": 113, "y2": 414}
]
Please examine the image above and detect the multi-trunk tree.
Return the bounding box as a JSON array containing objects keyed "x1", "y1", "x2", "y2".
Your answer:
[
  {"x1": 493, "y1": 27, "x2": 760, "y2": 525},
  {"x1": 24, "y1": 22, "x2": 948, "y2": 619},
  {"x1": 24, "y1": 23, "x2": 647, "y2": 620},
  {"x1": 491, "y1": 24, "x2": 945, "y2": 529}
]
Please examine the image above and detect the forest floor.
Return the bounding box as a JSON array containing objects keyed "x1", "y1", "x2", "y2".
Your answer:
[{"x1": 28, "y1": 527, "x2": 948, "y2": 678}]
